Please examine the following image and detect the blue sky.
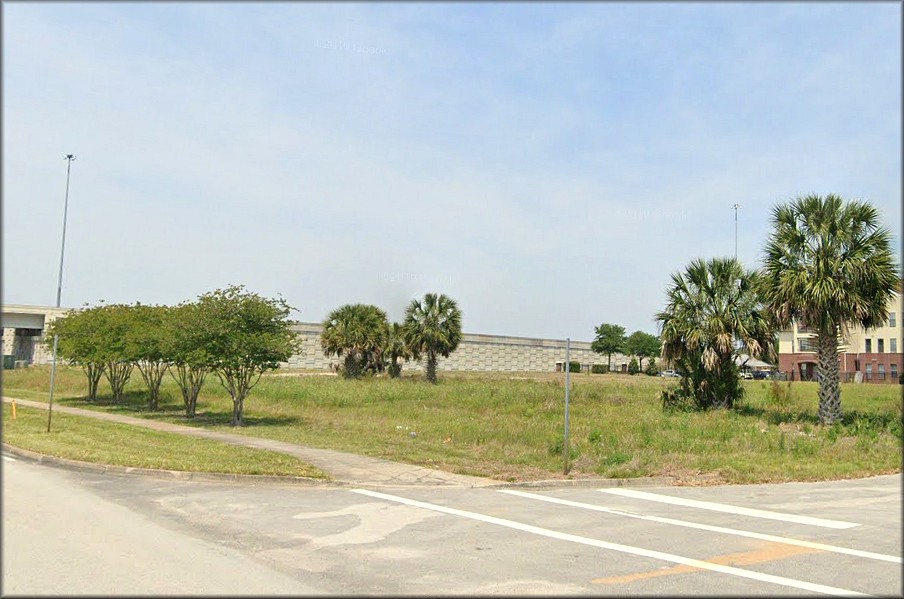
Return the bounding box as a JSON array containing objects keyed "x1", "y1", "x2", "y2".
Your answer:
[{"x1": 3, "y1": 2, "x2": 901, "y2": 340}]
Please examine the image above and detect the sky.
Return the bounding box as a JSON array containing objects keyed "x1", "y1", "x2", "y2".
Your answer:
[{"x1": 3, "y1": 2, "x2": 901, "y2": 341}]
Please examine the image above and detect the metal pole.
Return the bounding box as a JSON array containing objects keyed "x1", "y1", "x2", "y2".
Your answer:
[
  {"x1": 47, "y1": 154, "x2": 75, "y2": 433},
  {"x1": 563, "y1": 337, "x2": 571, "y2": 475},
  {"x1": 731, "y1": 203, "x2": 742, "y2": 261}
]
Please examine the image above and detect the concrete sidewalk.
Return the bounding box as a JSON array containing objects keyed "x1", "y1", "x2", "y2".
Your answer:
[{"x1": 2, "y1": 397, "x2": 503, "y2": 488}]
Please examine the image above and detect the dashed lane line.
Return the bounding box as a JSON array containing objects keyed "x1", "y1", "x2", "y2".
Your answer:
[
  {"x1": 599, "y1": 488, "x2": 860, "y2": 529},
  {"x1": 351, "y1": 488, "x2": 871, "y2": 597},
  {"x1": 500, "y1": 489, "x2": 900, "y2": 563}
]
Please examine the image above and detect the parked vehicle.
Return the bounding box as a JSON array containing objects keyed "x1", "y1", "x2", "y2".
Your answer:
[
  {"x1": 739, "y1": 371, "x2": 754, "y2": 380},
  {"x1": 752, "y1": 370, "x2": 770, "y2": 380},
  {"x1": 660, "y1": 369, "x2": 680, "y2": 378}
]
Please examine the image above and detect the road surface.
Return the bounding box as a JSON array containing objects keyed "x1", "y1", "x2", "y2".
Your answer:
[{"x1": 3, "y1": 454, "x2": 900, "y2": 596}]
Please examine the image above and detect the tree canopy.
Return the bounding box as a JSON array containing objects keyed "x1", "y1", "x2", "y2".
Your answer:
[
  {"x1": 591, "y1": 323, "x2": 626, "y2": 371},
  {"x1": 320, "y1": 304, "x2": 390, "y2": 379},
  {"x1": 624, "y1": 330, "x2": 661, "y2": 371},
  {"x1": 195, "y1": 285, "x2": 300, "y2": 426},
  {"x1": 402, "y1": 293, "x2": 462, "y2": 383}
]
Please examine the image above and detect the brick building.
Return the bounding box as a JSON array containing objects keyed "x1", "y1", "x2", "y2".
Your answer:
[{"x1": 777, "y1": 291, "x2": 903, "y2": 383}]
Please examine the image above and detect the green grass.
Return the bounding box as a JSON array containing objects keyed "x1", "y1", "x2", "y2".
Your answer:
[
  {"x1": 3, "y1": 366, "x2": 901, "y2": 483},
  {"x1": 2, "y1": 404, "x2": 328, "y2": 479}
]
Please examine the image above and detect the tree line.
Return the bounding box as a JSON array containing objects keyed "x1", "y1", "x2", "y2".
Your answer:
[
  {"x1": 590, "y1": 325, "x2": 661, "y2": 375},
  {"x1": 46, "y1": 285, "x2": 299, "y2": 426},
  {"x1": 46, "y1": 288, "x2": 464, "y2": 425}
]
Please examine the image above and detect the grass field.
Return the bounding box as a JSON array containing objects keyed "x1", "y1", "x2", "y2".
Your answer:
[
  {"x1": 2, "y1": 403, "x2": 328, "y2": 478},
  {"x1": 3, "y1": 365, "x2": 901, "y2": 483}
]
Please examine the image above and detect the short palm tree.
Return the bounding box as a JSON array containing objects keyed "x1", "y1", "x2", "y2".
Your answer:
[
  {"x1": 402, "y1": 293, "x2": 463, "y2": 383},
  {"x1": 656, "y1": 257, "x2": 774, "y2": 410},
  {"x1": 759, "y1": 194, "x2": 898, "y2": 425},
  {"x1": 321, "y1": 304, "x2": 390, "y2": 379},
  {"x1": 385, "y1": 322, "x2": 412, "y2": 378}
]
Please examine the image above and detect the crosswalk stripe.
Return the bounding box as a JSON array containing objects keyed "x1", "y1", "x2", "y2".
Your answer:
[
  {"x1": 501, "y1": 489, "x2": 900, "y2": 563},
  {"x1": 599, "y1": 488, "x2": 860, "y2": 529}
]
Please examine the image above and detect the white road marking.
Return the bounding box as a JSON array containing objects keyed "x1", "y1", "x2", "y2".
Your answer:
[
  {"x1": 501, "y1": 489, "x2": 900, "y2": 564},
  {"x1": 3, "y1": 456, "x2": 16, "y2": 462},
  {"x1": 351, "y1": 488, "x2": 871, "y2": 597},
  {"x1": 598, "y1": 488, "x2": 860, "y2": 529}
]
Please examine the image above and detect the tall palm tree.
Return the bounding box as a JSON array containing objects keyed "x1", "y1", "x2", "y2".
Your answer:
[
  {"x1": 656, "y1": 257, "x2": 774, "y2": 410},
  {"x1": 403, "y1": 293, "x2": 463, "y2": 383},
  {"x1": 760, "y1": 194, "x2": 898, "y2": 425},
  {"x1": 321, "y1": 304, "x2": 390, "y2": 379}
]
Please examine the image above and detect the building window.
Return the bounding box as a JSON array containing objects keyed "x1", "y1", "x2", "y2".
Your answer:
[
  {"x1": 878, "y1": 339, "x2": 885, "y2": 353},
  {"x1": 798, "y1": 338, "x2": 817, "y2": 352},
  {"x1": 891, "y1": 338, "x2": 898, "y2": 353},
  {"x1": 865, "y1": 338, "x2": 872, "y2": 353},
  {"x1": 878, "y1": 364, "x2": 886, "y2": 380},
  {"x1": 890, "y1": 313, "x2": 897, "y2": 328},
  {"x1": 892, "y1": 364, "x2": 898, "y2": 380},
  {"x1": 866, "y1": 364, "x2": 873, "y2": 380}
]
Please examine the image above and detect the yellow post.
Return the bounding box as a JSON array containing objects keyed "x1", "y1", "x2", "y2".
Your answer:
[{"x1": 11, "y1": 399, "x2": 16, "y2": 420}]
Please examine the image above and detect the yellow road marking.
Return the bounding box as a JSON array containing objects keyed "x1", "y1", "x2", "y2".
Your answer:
[{"x1": 593, "y1": 542, "x2": 822, "y2": 584}]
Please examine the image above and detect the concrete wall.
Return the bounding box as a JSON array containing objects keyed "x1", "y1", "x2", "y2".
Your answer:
[{"x1": 285, "y1": 322, "x2": 631, "y2": 373}]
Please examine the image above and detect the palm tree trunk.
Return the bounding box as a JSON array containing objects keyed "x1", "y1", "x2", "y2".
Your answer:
[
  {"x1": 344, "y1": 353, "x2": 361, "y2": 379},
  {"x1": 816, "y1": 329, "x2": 842, "y2": 425},
  {"x1": 426, "y1": 352, "x2": 437, "y2": 383}
]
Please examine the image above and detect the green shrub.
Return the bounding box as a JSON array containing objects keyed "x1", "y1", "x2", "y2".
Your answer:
[
  {"x1": 627, "y1": 357, "x2": 640, "y2": 375},
  {"x1": 591, "y1": 364, "x2": 608, "y2": 374},
  {"x1": 644, "y1": 358, "x2": 659, "y2": 376},
  {"x1": 568, "y1": 361, "x2": 581, "y2": 373}
]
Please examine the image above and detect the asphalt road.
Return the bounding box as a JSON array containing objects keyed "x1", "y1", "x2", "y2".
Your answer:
[{"x1": 3, "y1": 454, "x2": 901, "y2": 596}]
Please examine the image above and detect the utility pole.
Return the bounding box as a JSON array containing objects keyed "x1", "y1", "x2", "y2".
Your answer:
[
  {"x1": 731, "y1": 203, "x2": 742, "y2": 261},
  {"x1": 47, "y1": 154, "x2": 76, "y2": 433}
]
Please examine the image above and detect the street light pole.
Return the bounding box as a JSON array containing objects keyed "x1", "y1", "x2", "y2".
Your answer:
[
  {"x1": 47, "y1": 154, "x2": 76, "y2": 433},
  {"x1": 730, "y1": 203, "x2": 742, "y2": 261}
]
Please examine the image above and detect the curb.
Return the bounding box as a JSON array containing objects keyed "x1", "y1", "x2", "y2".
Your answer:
[{"x1": 1, "y1": 443, "x2": 331, "y2": 487}]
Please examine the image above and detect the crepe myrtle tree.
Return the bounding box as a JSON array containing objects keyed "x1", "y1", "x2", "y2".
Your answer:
[
  {"x1": 163, "y1": 301, "x2": 211, "y2": 418},
  {"x1": 93, "y1": 303, "x2": 137, "y2": 403},
  {"x1": 43, "y1": 304, "x2": 106, "y2": 400},
  {"x1": 126, "y1": 303, "x2": 171, "y2": 410},
  {"x1": 402, "y1": 293, "x2": 462, "y2": 383},
  {"x1": 195, "y1": 285, "x2": 301, "y2": 426},
  {"x1": 759, "y1": 194, "x2": 898, "y2": 425}
]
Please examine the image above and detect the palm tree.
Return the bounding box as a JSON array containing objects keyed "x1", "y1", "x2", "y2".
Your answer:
[
  {"x1": 385, "y1": 322, "x2": 412, "y2": 378},
  {"x1": 402, "y1": 293, "x2": 463, "y2": 383},
  {"x1": 760, "y1": 194, "x2": 898, "y2": 425},
  {"x1": 656, "y1": 257, "x2": 774, "y2": 410},
  {"x1": 321, "y1": 304, "x2": 390, "y2": 379}
]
